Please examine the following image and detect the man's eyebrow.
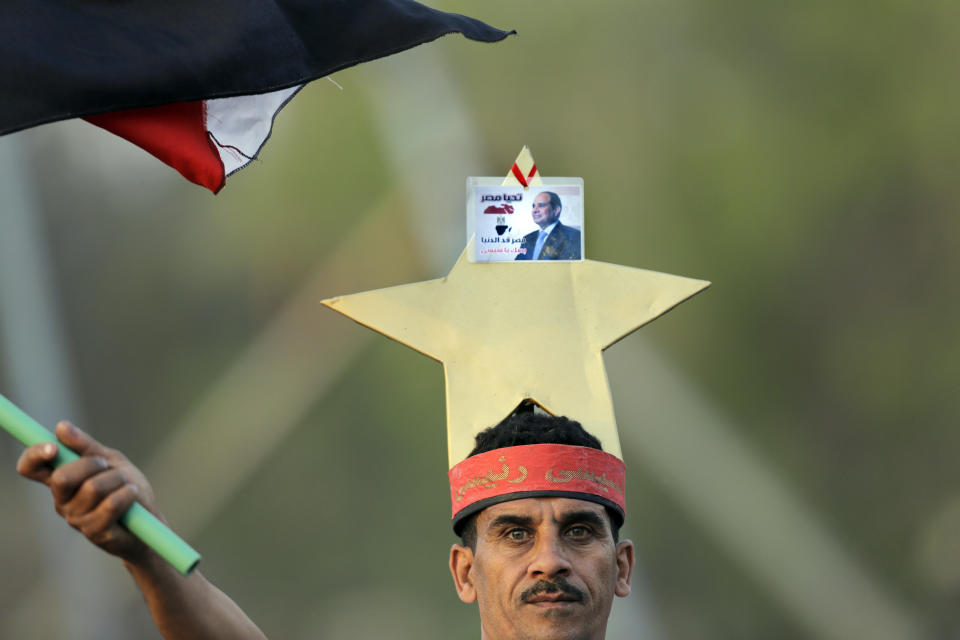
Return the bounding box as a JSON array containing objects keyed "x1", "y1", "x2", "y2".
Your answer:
[
  {"x1": 487, "y1": 514, "x2": 535, "y2": 531},
  {"x1": 557, "y1": 510, "x2": 608, "y2": 531}
]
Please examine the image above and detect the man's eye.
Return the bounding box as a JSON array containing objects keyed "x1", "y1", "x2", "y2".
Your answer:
[
  {"x1": 507, "y1": 529, "x2": 529, "y2": 541},
  {"x1": 566, "y1": 526, "x2": 591, "y2": 539}
]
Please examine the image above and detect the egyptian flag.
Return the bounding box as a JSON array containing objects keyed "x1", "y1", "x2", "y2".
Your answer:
[{"x1": 0, "y1": 1, "x2": 512, "y2": 193}]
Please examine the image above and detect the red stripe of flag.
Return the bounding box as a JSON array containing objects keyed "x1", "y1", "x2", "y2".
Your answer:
[{"x1": 84, "y1": 102, "x2": 226, "y2": 193}]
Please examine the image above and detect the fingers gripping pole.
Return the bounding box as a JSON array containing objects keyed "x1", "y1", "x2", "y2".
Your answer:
[{"x1": 0, "y1": 392, "x2": 201, "y2": 575}]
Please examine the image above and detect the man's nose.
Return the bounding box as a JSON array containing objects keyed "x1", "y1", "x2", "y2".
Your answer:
[{"x1": 528, "y1": 534, "x2": 573, "y2": 578}]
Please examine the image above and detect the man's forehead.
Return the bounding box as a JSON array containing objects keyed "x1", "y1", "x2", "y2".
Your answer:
[{"x1": 476, "y1": 497, "x2": 607, "y2": 528}]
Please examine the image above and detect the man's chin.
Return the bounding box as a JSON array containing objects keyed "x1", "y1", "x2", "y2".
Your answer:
[{"x1": 511, "y1": 610, "x2": 594, "y2": 640}]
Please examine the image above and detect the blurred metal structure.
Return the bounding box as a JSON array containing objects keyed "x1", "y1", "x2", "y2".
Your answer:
[
  {"x1": 607, "y1": 341, "x2": 924, "y2": 640},
  {"x1": 0, "y1": 135, "x2": 129, "y2": 639},
  {"x1": 144, "y1": 198, "x2": 418, "y2": 536}
]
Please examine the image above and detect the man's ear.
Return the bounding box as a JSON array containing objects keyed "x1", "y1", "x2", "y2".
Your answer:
[
  {"x1": 449, "y1": 543, "x2": 478, "y2": 603},
  {"x1": 614, "y1": 540, "x2": 635, "y2": 598}
]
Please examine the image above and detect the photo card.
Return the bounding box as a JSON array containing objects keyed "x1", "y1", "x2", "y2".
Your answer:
[{"x1": 467, "y1": 177, "x2": 585, "y2": 262}]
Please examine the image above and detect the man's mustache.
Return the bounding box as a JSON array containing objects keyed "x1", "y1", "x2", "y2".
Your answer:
[{"x1": 520, "y1": 578, "x2": 585, "y2": 603}]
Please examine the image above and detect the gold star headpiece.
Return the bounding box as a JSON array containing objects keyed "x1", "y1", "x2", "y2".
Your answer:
[{"x1": 322, "y1": 148, "x2": 708, "y2": 527}]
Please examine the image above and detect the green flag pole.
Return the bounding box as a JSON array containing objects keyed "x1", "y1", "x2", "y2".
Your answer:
[{"x1": 0, "y1": 392, "x2": 200, "y2": 575}]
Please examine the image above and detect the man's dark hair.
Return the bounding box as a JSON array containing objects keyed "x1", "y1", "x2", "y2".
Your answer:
[
  {"x1": 542, "y1": 191, "x2": 562, "y2": 212},
  {"x1": 459, "y1": 408, "x2": 620, "y2": 549}
]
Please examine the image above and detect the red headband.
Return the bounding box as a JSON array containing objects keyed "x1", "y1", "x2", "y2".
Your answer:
[{"x1": 449, "y1": 444, "x2": 626, "y2": 533}]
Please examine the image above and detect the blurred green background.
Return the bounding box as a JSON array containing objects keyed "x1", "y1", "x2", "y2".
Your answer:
[{"x1": 2, "y1": 1, "x2": 959, "y2": 638}]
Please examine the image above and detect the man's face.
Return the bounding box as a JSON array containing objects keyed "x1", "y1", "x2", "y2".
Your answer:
[
  {"x1": 531, "y1": 193, "x2": 560, "y2": 229},
  {"x1": 450, "y1": 497, "x2": 634, "y2": 640}
]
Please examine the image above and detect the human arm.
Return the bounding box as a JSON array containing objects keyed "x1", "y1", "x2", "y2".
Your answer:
[{"x1": 16, "y1": 421, "x2": 268, "y2": 640}]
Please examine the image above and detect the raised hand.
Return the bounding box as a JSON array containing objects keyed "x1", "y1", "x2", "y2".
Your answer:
[{"x1": 17, "y1": 420, "x2": 159, "y2": 561}]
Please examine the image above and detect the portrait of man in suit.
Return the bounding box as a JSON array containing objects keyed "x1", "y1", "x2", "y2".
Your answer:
[{"x1": 515, "y1": 191, "x2": 582, "y2": 260}]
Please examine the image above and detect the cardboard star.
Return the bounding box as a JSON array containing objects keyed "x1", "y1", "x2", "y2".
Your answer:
[{"x1": 322, "y1": 239, "x2": 709, "y2": 466}]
